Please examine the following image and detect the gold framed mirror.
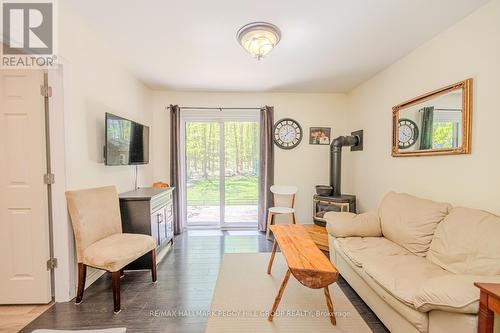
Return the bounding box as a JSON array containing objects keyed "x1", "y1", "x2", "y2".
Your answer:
[{"x1": 392, "y1": 78, "x2": 472, "y2": 157}]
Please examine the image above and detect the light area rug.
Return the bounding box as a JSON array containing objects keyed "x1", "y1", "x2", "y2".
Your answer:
[
  {"x1": 206, "y1": 252, "x2": 372, "y2": 333},
  {"x1": 32, "y1": 329, "x2": 126, "y2": 333}
]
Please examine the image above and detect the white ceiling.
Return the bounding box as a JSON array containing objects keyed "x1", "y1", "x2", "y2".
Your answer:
[{"x1": 65, "y1": 0, "x2": 489, "y2": 93}]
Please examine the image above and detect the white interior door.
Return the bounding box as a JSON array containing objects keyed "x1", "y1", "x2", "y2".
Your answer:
[{"x1": 0, "y1": 70, "x2": 52, "y2": 304}]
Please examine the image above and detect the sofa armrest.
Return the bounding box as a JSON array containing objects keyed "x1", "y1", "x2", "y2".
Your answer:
[
  {"x1": 325, "y1": 211, "x2": 382, "y2": 238},
  {"x1": 413, "y1": 275, "x2": 500, "y2": 314}
]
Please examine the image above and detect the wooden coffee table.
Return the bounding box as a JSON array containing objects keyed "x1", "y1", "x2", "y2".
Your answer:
[
  {"x1": 304, "y1": 224, "x2": 329, "y2": 252},
  {"x1": 267, "y1": 224, "x2": 339, "y2": 325}
]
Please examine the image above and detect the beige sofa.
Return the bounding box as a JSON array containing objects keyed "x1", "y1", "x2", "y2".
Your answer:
[{"x1": 326, "y1": 192, "x2": 500, "y2": 333}]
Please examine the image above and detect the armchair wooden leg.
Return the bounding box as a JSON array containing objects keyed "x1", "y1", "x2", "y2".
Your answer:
[
  {"x1": 75, "y1": 263, "x2": 86, "y2": 304},
  {"x1": 266, "y1": 213, "x2": 273, "y2": 240},
  {"x1": 291, "y1": 212, "x2": 297, "y2": 224},
  {"x1": 151, "y1": 249, "x2": 157, "y2": 283},
  {"x1": 112, "y1": 271, "x2": 121, "y2": 314}
]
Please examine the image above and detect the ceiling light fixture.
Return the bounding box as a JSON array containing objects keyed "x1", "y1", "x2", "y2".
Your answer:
[{"x1": 236, "y1": 22, "x2": 281, "y2": 60}]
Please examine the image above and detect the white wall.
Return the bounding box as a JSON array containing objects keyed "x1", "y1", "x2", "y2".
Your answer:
[
  {"x1": 151, "y1": 91, "x2": 349, "y2": 223},
  {"x1": 60, "y1": 2, "x2": 154, "y2": 193},
  {"x1": 54, "y1": 3, "x2": 154, "y2": 301},
  {"x1": 344, "y1": 0, "x2": 500, "y2": 214}
]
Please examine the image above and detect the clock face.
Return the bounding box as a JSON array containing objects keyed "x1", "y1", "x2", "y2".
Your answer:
[
  {"x1": 273, "y1": 118, "x2": 302, "y2": 149},
  {"x1": 398, "y1": 118, "x2": 419, "y2": 149}
]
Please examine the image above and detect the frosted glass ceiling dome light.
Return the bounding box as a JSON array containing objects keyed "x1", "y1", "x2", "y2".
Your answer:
[{"x1": 236, "y1": 22, "x2": 281, "y2": 60}]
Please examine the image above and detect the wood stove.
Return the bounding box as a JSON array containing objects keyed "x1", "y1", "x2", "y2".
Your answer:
[
  {"x1": 312, "y1": 194, "x2": 356, "y2": 227},
  {"x1": 313, "y1": 131, "x2": 363, "y2": 227}
]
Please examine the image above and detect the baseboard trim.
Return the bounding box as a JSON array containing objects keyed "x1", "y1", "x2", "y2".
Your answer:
[{"x1": 85, "y1": 267, "x2": 105, "y2": 289}]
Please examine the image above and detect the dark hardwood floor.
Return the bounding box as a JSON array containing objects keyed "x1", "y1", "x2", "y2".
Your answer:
[{"x1": 21, "y1": 230, "x2": 389, "y2": 333}]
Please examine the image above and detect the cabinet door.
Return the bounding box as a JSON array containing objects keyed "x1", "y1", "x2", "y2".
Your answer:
[
  {"x1": 165, "y1": 203, "x2": 174, "y2": 241},
  {"x1": 166, "y1": 218, "x2": 174, "y2": 241},
  {"x1": 150, "y1": 212, "x2": 159, "y2": 246},
  {"x1": 151, "y1": 208, "x2": 166, "y2": 246},
  {"x1": 156, "y1": 208, "x2": 168, "y2": 245}
]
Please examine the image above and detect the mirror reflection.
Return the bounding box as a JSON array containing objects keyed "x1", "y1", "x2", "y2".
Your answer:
[{"x1": 397, "y1": 90, "x2": 463, "y2": 151}]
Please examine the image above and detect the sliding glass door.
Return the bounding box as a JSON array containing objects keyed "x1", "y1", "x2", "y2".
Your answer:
[
  {"x1": 181, "y1": 111, "x2": 259, "y2": 228},
  {"x1": 223, "y1": 122, "x2": 259, "y2": 224},
  {"x1": 184, "y1": 122, "x2": 221, "y2": 225}
]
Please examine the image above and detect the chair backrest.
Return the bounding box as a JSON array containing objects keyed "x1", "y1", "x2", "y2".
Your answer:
[
  {"x1": 270, "y1": 185, "x2": 298, "y2": 195},
  {"x1": 270, "y1": 185, "x2": 298, "y2": 208},
  {"x1": 65, "y1": 186, "x2": 122, "y2": 262}
]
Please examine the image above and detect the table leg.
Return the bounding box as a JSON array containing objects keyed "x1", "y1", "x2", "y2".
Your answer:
[
  {"x1": 324, "y1": 286, "x2": 337, "y2": 325},
  {"x1": 267, "y1": 240, "x2": 278, "y2": 274},
  {"x1": 268, "y1": 269, "x2": 291, "y2": 322},
  {"x1": 478, "y1": 292, "x2": 494, "y2": 333}
]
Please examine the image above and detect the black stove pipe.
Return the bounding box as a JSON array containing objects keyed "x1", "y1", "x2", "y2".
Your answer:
[{"x1": 330, "y1": 135, "x2": 359, "y2": 196}]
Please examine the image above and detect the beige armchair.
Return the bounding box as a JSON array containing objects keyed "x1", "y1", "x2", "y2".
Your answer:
[{"x1": 65, "y1": 186, "x2": 157, "y2": 313}]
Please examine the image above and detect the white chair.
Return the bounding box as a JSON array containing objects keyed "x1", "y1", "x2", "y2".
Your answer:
[{"x1": 266, "y1": 185, "x2": 298, "y2": 240}]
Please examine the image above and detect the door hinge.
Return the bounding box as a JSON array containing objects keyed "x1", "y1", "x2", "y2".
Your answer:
[
  {"x1": 40, "y1": 85, "x2": 52, "y2": 98},
  {"x1": 47, "y1": 258, "x2": 58, "y2": 270},
  {"x1": 43, "y1": 173, "x2": 55, "y2": 184}
]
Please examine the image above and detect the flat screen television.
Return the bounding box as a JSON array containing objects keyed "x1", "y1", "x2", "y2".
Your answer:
[{"x1": 105, "y1": 113, "x2": 150, "y2": 166}]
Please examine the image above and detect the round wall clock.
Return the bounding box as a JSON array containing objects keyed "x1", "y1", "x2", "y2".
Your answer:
[
  {"x1": 273, "y1": 118, "x2": 303, "y2": 149},
  {"x1": 398, "y1": 118, "x2": 419, "y2": 149}
]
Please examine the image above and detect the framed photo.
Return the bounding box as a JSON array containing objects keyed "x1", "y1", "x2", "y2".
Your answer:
[{"x1": 309, "y1": 127, "x2": 331, "y2": 145}]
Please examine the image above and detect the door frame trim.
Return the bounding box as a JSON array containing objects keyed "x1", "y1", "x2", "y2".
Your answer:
[
  {"x1": 47, "y1": 63, "x2": 75, "y2": 302},
  {"x1": 43, "y1": 71, "x2": 56, "y2": 299}
]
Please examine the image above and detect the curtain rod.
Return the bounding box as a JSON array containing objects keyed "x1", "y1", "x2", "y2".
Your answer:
[{"x1": 165, "y1": 106, "x2": 264, "y2": 111}]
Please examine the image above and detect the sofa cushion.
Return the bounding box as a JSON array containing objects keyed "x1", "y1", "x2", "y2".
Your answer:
[
  {"x1": 413, "y1": 274, "x2": 500, "y2": 314},
  {"x1": 427, "y1": 207, "x2": 500, "y2": 275},
  {"x1": 333, "y1": 240, "x2": 429, "y2": 333},
  {"x1": 362, "y1": 254, "x2": 450, "y2": 306},
  {"x1": 379, "y1": 192, "x2": 452, "y2": 257},
  {"x1": 326, "y1": 211, "x2": 382, "y2": 237},
  {"x1": 335, "y1": 237, "x2": 411, "y2": 268},
  {"x1": 362, "y1": 269, "x2": 430, "y2": 333}
]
